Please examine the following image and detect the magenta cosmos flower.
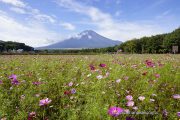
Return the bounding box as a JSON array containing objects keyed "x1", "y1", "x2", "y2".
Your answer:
[
  {"x1": 108, "y1": 106, "x2": 123, "y2": 117},
  {"x1": 99, "y1": 63, "x2": 106, "y2": 68},
  {"x1": 39, "y1": 98, "x2": 52, "y2": 106},
  {"x1": 89, "y1": 65, "x2": 95, "y2": 70},
  {"x1": 177, "y1": 112, "x2": 180, "y2": 117},
  {"x1": 11, "y1": 79, "x2": 20, "y2": 85},
  {"x1": 9, "y1": 74, "x2": 19, "y2": 85}
]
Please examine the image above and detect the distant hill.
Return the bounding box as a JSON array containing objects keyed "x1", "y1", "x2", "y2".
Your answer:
[
  {"x1": 0, "y1": 40, "x2": 34, "y2": 52},
  {"x1": 38, "y1": 30, "x2": 122, "y2": 49}
]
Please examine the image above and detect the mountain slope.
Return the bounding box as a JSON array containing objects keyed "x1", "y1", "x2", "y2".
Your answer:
[{"x1": 39, "y1": 30, "x2": 122, "y2": 49}]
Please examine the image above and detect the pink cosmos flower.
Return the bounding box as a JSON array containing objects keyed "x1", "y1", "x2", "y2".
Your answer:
[
  {"x1": 155, "y1": 74, "x2": 160, "y2": 78},
  {"x1": 138, "y1": 96, "x2": 145, "y2": 101},
  {"x1": 124, "y1": 76, "x2": 129, "y2": 80},
  {"x1": 173, "y1": 94, "x2": 180, "y2": 99},
  {"x1": 28, "y1": 112, "x2": 36, "y2": 120},
  {"x1": 108, "y1": 106, "x2": 124, "y2": 117},
  {"x1": 126, "y1": 95, "x2": 133, "y2": 101},
  {"x1": 32, "y1": 81, "x2": 42, "y2": 86},
  {"x1": 158, "y1": 61, "x2": 164, "y2": 67},
  {"x1": 39, "y1": 98, "x2": 52, "y2": 106},
  {"x1": 0, "y1": 80, "x2": 3, "y2": 84},
  {"x1": 145, "y1": 60, "x2": 155, "y2": 67},
  {"x1": 9, "y1": 74, "x2": 17, "y2": 80},
  {"x1": 126, "y1": 101, "x2": 134, "y2": 107}
]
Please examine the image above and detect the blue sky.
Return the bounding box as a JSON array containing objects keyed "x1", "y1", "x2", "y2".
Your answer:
[{"x1": 0, "y1": 0, "x2": 179, "y2": 47}]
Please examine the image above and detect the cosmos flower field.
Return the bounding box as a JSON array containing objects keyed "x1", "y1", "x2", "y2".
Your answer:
[{"x1": 0, "y1": 54, "x2": 179, "y2": 120}]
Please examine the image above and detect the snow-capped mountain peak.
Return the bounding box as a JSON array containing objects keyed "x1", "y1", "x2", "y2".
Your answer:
[{"x1": 38, "y1": 30, "x2": 122, "y2": 49}]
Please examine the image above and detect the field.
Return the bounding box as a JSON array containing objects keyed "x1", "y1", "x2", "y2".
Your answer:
[{"x1": 0, "y1": 54, "x2": 179, "y2": 120}]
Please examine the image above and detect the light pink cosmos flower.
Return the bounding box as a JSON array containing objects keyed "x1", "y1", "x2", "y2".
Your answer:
[
  {"x1": 150, "y1": 99, "x2": 155, "y2": 102},
  {"x1": 138, "y1": 96, "x2": 145, "y2": 101},
  {"x1": 123, "y1": 109, "x2": 130, "y2": 114},
  {"x1": 133, "y1": 106, "x2": 138, "y2": 110},
  {"x1": 173, "y1": 94, "x2": 180, "y2": 99},
  {"x1": 96, "y1": 75, "x2": 103, "y2": 80},
  {"x1": 39, "y1": 98, "x2": 52, "y2": 106},
  {"x1": 116, "y1": 79, "x2": 121, "y2": 83},
  {"x1": 68, "y1": 82, "x2": 73, "y2": 87},
  {"x1": 126, "y1": 101, "x2": 134, "y2": 107},
  {"x1": 126, "y1": 95, "x2": 133, "y2": 101}
]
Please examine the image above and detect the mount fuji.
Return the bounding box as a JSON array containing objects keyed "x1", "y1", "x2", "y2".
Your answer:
[{"x1": 38, "y1": 30, "x2": 122, "y2": 49}]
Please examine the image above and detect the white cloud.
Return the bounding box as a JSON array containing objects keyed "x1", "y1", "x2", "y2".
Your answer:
[
  {"x1": 55, "y1": 0, "x2": 166, "y2": 41},
  {"x1": 0, "y1": 0, "x2": 26, "y2": 8},
  {"x1": 0, "y1": 11, "x2": 63, "y2": 47},
  {"x1": 32, "y1": 13, "x2": 56, "y2": 24},
  {"x1": 1, "y1": 0, "x2": 56, "y2": 24},
  {"x1": 60, "y1": 22, "x2": 76, "y2": 30},
  {"x1": 10, "y1": 7, "x2": 26, "y2": 14}
]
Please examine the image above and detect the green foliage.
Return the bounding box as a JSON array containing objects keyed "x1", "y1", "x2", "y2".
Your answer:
[
  {"x1": 0, "y1": 41, "x2": 34, "y2": 52},
  {"x1": 119, "y1": 28, "x2": 180, "y2": 53}
]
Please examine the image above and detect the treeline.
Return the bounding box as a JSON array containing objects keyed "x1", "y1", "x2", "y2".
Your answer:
[
  {"x1": 118, "y1": 28, "x2": 180, "y2": 53},
  {"x1": 35, "y1": 46, "x2": 120, "y2": 54},
  {"x1": 0, "y1": 41, "x2": 34, "y2": 52}
]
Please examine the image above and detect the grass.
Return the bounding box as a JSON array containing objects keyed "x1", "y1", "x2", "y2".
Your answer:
[{"x1": 0, "y1": 54, "x2": 179, "y2": 120}]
